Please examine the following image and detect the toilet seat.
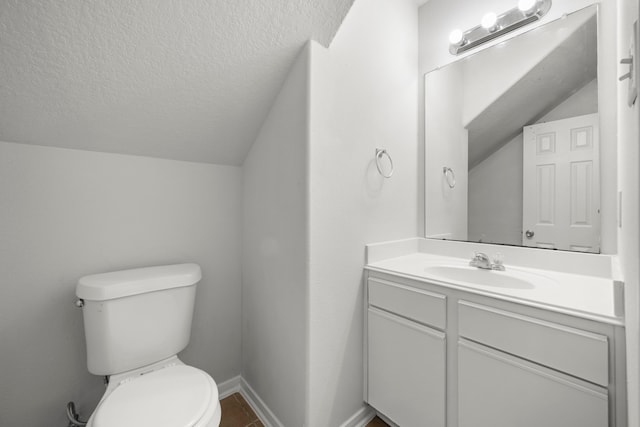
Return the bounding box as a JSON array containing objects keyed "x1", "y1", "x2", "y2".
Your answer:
[{"x1": 91, "y1": 365, "x2": 219, "y2": 427}]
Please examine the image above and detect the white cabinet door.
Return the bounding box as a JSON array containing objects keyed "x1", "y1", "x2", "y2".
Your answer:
[
  {"x1": 368, "y1": 307, "x2": 446, "y2": 427},
  {"x1": 458, "y1": 340, "x2": 608, "y2": 427}
]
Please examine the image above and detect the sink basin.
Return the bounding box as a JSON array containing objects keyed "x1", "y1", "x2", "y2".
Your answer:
[{"x1": 424, "y1": 265, "x2": 539, "y2": 289}]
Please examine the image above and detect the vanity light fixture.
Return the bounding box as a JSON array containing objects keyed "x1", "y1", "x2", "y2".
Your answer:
[
  {"x1": 448, "y1": 28, "x2": 465, "y2": 46},
  {"x1": 518, "y1": 0, "x2": 538, "y2": 14},
  {"x1": 481, "y1": 12, "x2": 499, "y2": 32},
  {"x1": 449, "y1": 0, "x2": 552, "y2": 55}
]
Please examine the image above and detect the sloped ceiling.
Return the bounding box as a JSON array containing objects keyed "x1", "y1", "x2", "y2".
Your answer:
[
  {"x1": 466, "y1": 13, "x2": 597, "y2": 169},
  {"x1": 0, "y1": 0, "x2": 354, "y2": 165}
]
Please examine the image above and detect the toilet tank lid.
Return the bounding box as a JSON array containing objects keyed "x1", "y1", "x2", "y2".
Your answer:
[{"x1": 76, "y1": 263, "x2": 202, "y2": 301}]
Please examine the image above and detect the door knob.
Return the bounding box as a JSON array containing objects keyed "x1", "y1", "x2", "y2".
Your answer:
[{"x1": 525, "y1": 230, "x2": 535, "y2": 239}]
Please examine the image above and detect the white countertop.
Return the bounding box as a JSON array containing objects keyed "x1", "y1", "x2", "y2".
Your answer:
[{"x1": 365, "y1": 240, "x2": 624, "y2": 326}]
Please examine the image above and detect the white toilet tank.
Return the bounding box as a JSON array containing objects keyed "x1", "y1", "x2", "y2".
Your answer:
[{"x1": 76, "y1": 263, "x2": 202, "y2": 375}]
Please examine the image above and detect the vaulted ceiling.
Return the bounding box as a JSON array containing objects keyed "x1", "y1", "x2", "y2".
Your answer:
[
  {"x1": 466, "y1": 10, "x2": 597, "y2": 169},
  {"x1": 0, "y1": 0, "x2": 354, "y2": 165}
]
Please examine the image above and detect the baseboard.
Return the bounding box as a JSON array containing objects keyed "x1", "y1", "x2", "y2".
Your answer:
[
  {"x1": 340, "y1": 405, "x2": 377, "y2": 427},
  {"x1": 217, "y1": 375, "x2": 242, "y2": 399},
  {"x1": 222, "y1": 376, "x2": 376, "y2": 427},
  {"x1": 215, "y1": 375, "x2": 283, "y2": 426},
  {"x1": 238, "y1": 377, "x2": 285, "y2": 427}
]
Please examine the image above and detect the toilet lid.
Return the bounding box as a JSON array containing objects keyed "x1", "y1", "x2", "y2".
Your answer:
[{"x1": 93, "y1": 365, "x2": 217, "y2": 427}]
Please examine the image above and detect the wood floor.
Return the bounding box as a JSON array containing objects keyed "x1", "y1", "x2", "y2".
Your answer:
[
  {"x1": 366, "y1": 416, "x2": 390, "y2": 426},
  {"x1": 219, "y1": 393, "x2": 389, "y2": 426},
  {"x1": 220, "y1": 393, "x2": 264, "y2": 427}
]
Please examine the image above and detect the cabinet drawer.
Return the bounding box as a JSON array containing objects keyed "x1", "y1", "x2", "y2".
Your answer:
[
  {"x1": 368, "y1": 278, "x2": 446, "y2": 329},
  {"x1": 458, "y1": 301, "x2": 608, "y2": 386}
]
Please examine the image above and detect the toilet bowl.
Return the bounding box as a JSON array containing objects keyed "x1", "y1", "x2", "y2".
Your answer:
[
  {"x1": 76, "y1": 263, "x2": 221, "y2": 427},
  {"x1": 86, "y1": 357, "x2": 221, "y2": 427}
]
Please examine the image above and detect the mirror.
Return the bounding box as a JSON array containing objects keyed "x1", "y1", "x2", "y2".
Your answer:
[{"x1": 425, "y1": 5, "x2": 603, "y2": 253}]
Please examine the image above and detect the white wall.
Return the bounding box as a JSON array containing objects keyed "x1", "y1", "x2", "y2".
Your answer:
[
  {"x1": 0, "y1": 142, "x2": 242, "y2": 426},
  {"x1": 425, "y1": 63, "x2": 469, "y2": 240},
  {"x1": 617, "y1": 0, "x2": 640, "y2": 425},
  {"x1": 307, "y1": 0, "x2": 418, "y2": 424},
  {"x1": 241, "y1": 46, "x2": 309, "y2": 427},
  {"x1": 418, "y1": 0, "x2": 618, "y2": 255}
]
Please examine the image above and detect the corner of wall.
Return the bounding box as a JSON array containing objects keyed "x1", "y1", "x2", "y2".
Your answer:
[{"x1": 241, "y1": 41, "x2": 312, "y2": 427}]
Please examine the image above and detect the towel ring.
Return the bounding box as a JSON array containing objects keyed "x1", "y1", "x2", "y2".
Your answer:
[
  {"x1": 375, "y1": 148, "x2": 394, "y2": 178},
  {"x1": 443, "y1": 167, "x2": 456, "y2": 188}
]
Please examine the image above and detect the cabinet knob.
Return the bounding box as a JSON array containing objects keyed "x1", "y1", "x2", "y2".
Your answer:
[{"x1": 525, "y1": 230, "x2": 535, "y2": 239}]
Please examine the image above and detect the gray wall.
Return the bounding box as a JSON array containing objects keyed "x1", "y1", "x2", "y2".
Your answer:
[
  {"x1": 0, "y1": 141, "x2": 242, "y2": 426},
  {"x1": 241, "y1": 46, "x2": 309, "y2": 427}
]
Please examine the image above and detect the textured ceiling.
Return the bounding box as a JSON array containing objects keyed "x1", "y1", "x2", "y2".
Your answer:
[{"x1": 0, "y1": 0, "x2": 354, "y2": 165}]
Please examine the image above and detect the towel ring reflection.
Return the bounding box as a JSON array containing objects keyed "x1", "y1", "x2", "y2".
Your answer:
[
  {"x1": 443, "y1": 167, "x2": 456, "y2": 188},
  {"x1": 375, "y1": 148, "x2": 394, "y2": 178}
]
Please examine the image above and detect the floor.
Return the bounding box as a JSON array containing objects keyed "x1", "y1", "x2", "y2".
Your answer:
[
  {"x1": 220, "y1": 393, "x2": 264, "y2": 427},
  {"x1": 366, "y1": 416, "x2": 390, "y2": 426},
  {"x1": 219, "y1": 393, "x2": 389, "y2": 426}
]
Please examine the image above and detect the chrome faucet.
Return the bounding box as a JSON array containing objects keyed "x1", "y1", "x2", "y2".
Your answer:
[
  {"x1": 469, "y1": 252, "x2": 505, "y2": 271},
  {"x1": 470, "y1": 252, "x2": 492, "y2": 269}
]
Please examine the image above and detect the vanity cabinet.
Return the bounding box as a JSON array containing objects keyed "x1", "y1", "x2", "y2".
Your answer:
[{"x1": 363, "y1": 272, "x2": 626, "y2": 427}]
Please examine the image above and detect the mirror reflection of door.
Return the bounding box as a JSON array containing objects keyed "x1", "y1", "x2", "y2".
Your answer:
[{"x1": 522, "y1": 113, "x2": 600, "y2": 252}]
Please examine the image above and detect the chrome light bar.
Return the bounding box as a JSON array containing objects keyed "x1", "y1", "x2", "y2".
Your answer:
[{"x1": 449, "y1": 0, "x2": 552, "y2": 55}]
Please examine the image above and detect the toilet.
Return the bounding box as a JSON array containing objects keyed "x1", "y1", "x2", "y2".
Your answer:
[{"x1": 75, "y1": 263, "x2": 221, "y2": 427}]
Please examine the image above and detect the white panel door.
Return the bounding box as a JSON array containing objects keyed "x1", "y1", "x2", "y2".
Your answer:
[
  {"x1": 458, "y1": 340, "x2": 608, "y2": 427},
  {"x1": 522, "y1": 113, "x2": 600, "y2": 252},
  {"x1": 367, "y1": 307, "x2": 446, "y2": 427}
]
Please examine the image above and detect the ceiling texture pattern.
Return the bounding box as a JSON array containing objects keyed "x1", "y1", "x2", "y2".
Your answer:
[{"x1": 0, "y1": 0, "x2": 354, "y2": 165}]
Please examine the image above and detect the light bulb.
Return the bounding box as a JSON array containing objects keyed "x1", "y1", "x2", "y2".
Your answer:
[
  {"x1": 448, "y1": 29, "x2": 464, "y2": 45},
  {"x1": 518, "y1": 0, "x2": 537, "y2": 14},
  {"x1": 481, "y1": 12, "x2": 498, "y2": 31}
]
